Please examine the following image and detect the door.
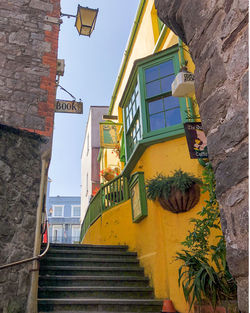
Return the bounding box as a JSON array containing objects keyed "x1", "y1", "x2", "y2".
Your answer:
[
  {"x1": 52, "y1": 225, "x2": 63, "y2": 243},
  {"x1": 72, "y1": 225, "x2": 80, "y2": 243}
]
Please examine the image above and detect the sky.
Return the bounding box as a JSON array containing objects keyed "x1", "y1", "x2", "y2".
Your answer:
[{"x1": 48, "y1": 0, "x2": 140, "y2": 196}]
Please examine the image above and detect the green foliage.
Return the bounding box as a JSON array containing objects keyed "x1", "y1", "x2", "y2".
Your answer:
[
  {"x1": 145, "y1": 169, "x2": 202, "y2": 201},
  {"x1": 175, "y1": 163, "x2": 237, "y2": 311}
]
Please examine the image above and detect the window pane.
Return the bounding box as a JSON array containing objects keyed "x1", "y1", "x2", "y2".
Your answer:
[
  {"x1": 148, "y1": 98, "x2": 164, "y2": 115},
  {"x1": 150, "y1": 112, "x2": 165, "y2": 131},
  {"x1": 126, "y1": 118, "x2": 129, "y2": 130},
  {"x1": 159, "y1": 61, "x2": 174, "y2": 77},
  {"x1": 164, "y1": 96, "x2": 180, "y2": 109},
  {"x1": 161, "y1": 75, "x2": 175, "y2": 93},
  {"x1": 146, "y1": 80, "x2": 161, "y2": 98},
  {"x1": 73, "y1": 206, "x2": 80, "y2": 217},
  {"x1": 165, "y1": 108, "x2": 182, "y2": 126},
  {"x1": 145, "y1": 65, "x2": 158, "y2": 83},
  {"x1": 54, "y1": 206, "x2": 63, "y2": 217}
]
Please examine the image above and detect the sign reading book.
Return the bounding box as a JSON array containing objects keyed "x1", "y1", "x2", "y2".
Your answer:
[
  {"x1": 55, "y1": 99, "x2": 83, "y2": 114},
  {"x1": 100, "y1": 122, "x2": 122, "y2": 149},
  {"x1": 184, "y1": 122, "x2": 208, "y2": 159}
]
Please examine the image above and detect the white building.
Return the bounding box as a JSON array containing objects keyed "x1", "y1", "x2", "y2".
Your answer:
[{"x1": 80, "y1": 106, "x2": 108, "y2": 222}]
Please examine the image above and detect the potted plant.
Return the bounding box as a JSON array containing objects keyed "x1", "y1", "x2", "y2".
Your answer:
[
  {"x1": 100, "y1": 166, "x2": 120, "y2": 182},
  {"x1": 145, "y1": 169, "x2": 202, "y2": 213},
  {"x1": 176, "y1": 164, "x2": 237, "y2": 312}
]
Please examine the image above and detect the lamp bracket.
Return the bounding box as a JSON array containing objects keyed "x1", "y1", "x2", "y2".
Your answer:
[{"x1": 60, "y1": 12, "x2": 76, "y2": 18}]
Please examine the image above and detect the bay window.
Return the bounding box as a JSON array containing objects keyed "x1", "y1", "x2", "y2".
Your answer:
[{"x1": 122, "y1": 45, "x2": 188, "y2": 161}]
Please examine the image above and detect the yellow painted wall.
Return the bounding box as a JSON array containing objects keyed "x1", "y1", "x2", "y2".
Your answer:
[
  {"x1": 83, "y1": 137, "x2": 223, "y2": 313},
  {"x1": 87, "y1": 1, "x2": 215, "y2": 312},
  {"x1": 112, "y1": 0, "x2": 178, "y2": 116}
]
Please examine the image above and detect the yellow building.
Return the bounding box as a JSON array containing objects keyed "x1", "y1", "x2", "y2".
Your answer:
[{"x1": 80, "y1": 1, "x2": 222, "y2": 312}]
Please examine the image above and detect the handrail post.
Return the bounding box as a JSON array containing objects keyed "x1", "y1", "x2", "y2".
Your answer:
[
  {"x1": 27, "y1": 150, "x2": 50, "y2": 313},
  {"x1": 123, "y1": 176, "x2": 129, "y2": 200}
]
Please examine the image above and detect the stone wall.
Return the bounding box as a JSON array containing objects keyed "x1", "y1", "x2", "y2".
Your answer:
[
  {"x1": 0, "y1": 0, "x2": 60, "y2": 312},
  {"x1": 0, "y1": 125, "x2": 46, "y2": 313},
  {"x1": 0, "y1": 0, "x2": 60, "y2": 137},
  {"x1": 155, "y1": 1, "x2": 248, "y2": 312}
]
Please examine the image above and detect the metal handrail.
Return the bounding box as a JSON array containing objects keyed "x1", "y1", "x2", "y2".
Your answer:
[{"x1": 0, "y1": 211, "x2": 50, "y2": 270}]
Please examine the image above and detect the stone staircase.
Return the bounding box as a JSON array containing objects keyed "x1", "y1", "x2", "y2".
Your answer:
[{"x1": 38, "y1": 243, "x2": 163, "y2": 312}]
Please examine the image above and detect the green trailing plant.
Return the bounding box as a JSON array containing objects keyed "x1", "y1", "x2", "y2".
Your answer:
[
  {"x1": 145, "y1": 169, "x2": 202, "y2": 201},
  {"x1": 175, "y1": 163, "x2": 237, "y2": 311}
]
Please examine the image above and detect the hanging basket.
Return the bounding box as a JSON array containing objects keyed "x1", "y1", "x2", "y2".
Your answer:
[
  {"x1": 158, "y1": 183, "x2": 200, "y2": 213},
  {"x1": 103, "y1": 172, "x2": 115, "y2": 181}
]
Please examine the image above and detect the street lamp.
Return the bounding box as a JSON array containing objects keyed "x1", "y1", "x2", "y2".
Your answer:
[{"x1": 61, "y1": 5, "x2": 99, "y2": 37}]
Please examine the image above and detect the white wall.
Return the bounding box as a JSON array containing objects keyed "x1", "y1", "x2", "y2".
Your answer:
[{"x1": 80, "y1": 106, "x2": 108, "y2": 222}]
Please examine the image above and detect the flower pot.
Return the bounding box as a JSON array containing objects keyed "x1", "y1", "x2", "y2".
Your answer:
[
  {"x1": 162, "y1": 299, "x2": 176, "y2": 312},
  {"x1": 158, "y1": 183, "x2": 200, "y2": 213},
  {"x1": 103, "y1": 172, "x2": 115, "y2": 181}
]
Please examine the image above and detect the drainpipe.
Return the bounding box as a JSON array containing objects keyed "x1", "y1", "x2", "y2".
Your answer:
[
  {"x1": 178, "y1": 38, "x2": 195, "y2": 121},
  {"x1": 108, "y1": 0, "x2": 146, "y2": 115},
  {"x1": 178, "y1": 38, "x2": 186, "y2": 68},
  {"x1": 153, "y1": 24, "x2": 167, "y2": 53},
  {"x1": 26, "y1": 149, "x2": 51, "y2": 313}
]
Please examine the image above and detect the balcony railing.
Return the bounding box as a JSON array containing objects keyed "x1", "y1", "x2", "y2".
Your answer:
[
  {"x1": 49, "y1": 236, "x2": 80, "y2": 244},
  {"x1": 80, "y1": 174, "x2": 129, "y2": 241}
]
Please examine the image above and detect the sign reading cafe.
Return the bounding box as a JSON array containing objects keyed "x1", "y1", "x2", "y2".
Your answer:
[
  {"x1": 99, "y1": 122, "x2": 122, "y2": 149},
  {"x1": 55, "y1": 99, "x2": 83, "y2": 114},
  {"x1": 184, "y1": 122, "x2": 208, "y2": 159}
]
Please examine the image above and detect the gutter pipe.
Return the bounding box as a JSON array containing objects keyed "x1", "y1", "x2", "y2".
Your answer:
[{"x1": 108, "y1": 0, "x2": 146, "y2": 114}]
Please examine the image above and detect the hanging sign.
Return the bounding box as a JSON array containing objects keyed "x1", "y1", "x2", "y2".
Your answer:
[
  {"x1": 55, "y1": 99, "x2": 83, "y2": 114},
  {"x1": 184, "y1": 122, "x2": 208, "y2": 159},
  {"x1": 99, "y1": 122, "x2": 122, "y2": 148}
]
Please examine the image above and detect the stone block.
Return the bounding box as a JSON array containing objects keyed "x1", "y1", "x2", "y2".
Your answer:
[
  {"x1": 24, "y1": 113, "x2": 45, "y2": 130},
  {"x1": 207, "y1": 111, "x2": 248, "y2": 161},
  {"x1": 215, "y1": 143, "x2": 248, "y2": 197},
  {"x1": 200, "y1": 49, "x2": 227, "y2": 102},
  {"x1": 241, "y1": 70, "x2": 248, "y2": 103},
  {"x1": 237, "y1": 277, "x2": 249, "y2": 313},
  {"x1": 4, "y1": 111, "x2": 25, "y2": 127},
  {"x1": 29, "y1": 0, "x2": 53, "y2": 12},
  {"x1": 31, "y1": 39, "x2": 51, "y2": 53},
  {"x1": 8, "y1": 30, "x2": 30, "y2": 46},
  {"x1": 199, "y1": 88, "x2": 230, "y2": 134}
]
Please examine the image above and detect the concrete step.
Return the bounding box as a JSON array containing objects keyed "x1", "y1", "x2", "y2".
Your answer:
[
  {"x1": 39, "y1": 266, "x2": 144, "y2": 277},
  {"x1": 38, "y1": 286, "x2": 154, "y2": 299},
  {"x1": 42, "y1": 243, "x2": 129, "y2": 252},
  {"x1": 40, "y1": 257, "x2": 139, "y2": 267},
  {"x1": 39, "y1": 311, "x2": 161, "y2": 313},
  {"x1": 37, "y1": 298, "x2": 163, "y2": 312},
  {"x1": 45, "y1": 249, "x2": 137, "y2": 259},
  {"x1": 38, "y1": 275, "x2": 150, "y2": 287}
]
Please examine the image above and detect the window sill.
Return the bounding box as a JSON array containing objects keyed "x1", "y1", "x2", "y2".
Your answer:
[{"x1": 123, "y1": 126, "x2": 185, "y2": 177}]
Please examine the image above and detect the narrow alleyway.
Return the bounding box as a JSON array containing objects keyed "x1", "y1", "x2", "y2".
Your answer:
[{"x1": 38, "y1": 243, "x2": 163, "y2": 312}]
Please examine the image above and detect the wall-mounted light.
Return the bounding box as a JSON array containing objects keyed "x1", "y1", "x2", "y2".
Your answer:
[
  {"x1": 61, "y1": 5, "x2": 99, "y2": 37},
  {"x1": 171, "y1": 67, "x2": 195, "y2": 97}
]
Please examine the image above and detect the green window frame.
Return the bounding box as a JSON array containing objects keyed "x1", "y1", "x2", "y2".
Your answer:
[
  {"x1": 123, "y1": 81, "x2": 142, "y2": 158},
  {"x1": 122, "y1": 46, "x2": 188, "y2": 161},
  {"x1": 157, "y1": 17, "x2": 164, "y2": 34},
  {"x1": 129, "y1": 172, "x2": 148, "y2": 223},
  {"x1": 139, "y1": 51, "x2": 187, "y2": 139}
]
